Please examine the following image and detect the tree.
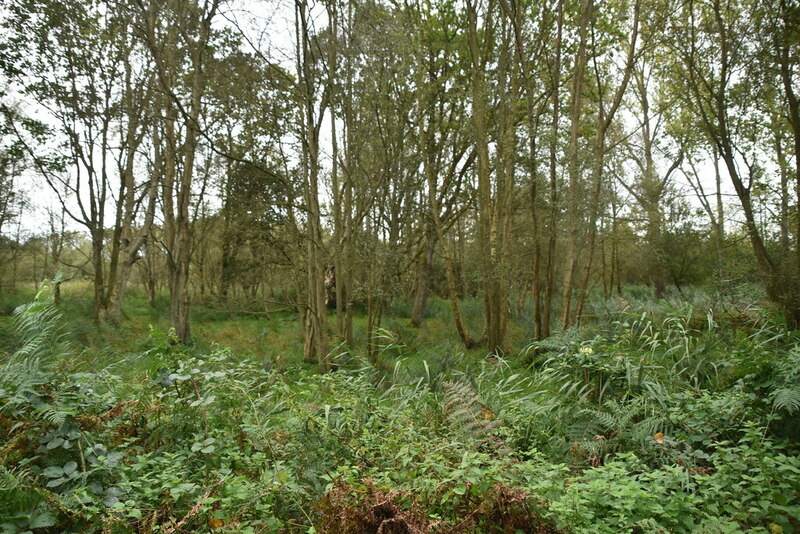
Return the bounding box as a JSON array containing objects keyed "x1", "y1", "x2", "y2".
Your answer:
[
  {"x1": 2, "y1": 0, "x2": 159, "y2": 321},
  {"x1": 571, "y1": 0, "x2": 641, "y2": 325},
  {"x1": 409, "y1": 0, "x2": 476, "y2": 345},
  {"x1": 668, "y1": 0, "x2": 800, "y2": 326},
  {"x1": 4, "y1": 0, "x2": 142, "y2": 319},
  {"x1": 133, "y1": 0, "x2": 222, "y2": 342},
  {"x1": 560, "y1": 0, "x2": 593, "y2": 328},
  {"x1": 499, "y1": 0, "x2": 563, "y2": 339},
  {"x1": 204, "y1": 43, "x2": 294, "y2": 303},
  {"x1": 466, "y1": 0, "x2": 514, "y2": 353},
  {"x1": 295, "y1": 0, "x2": 330, "y2": 371},
  {"x1": 618, "y1": 53, "x2": 684, "y2": 298}
]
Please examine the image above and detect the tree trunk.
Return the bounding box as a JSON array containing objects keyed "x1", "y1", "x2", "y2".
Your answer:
[
  {"x1": 560, "y1": 0, "x2": 592, "y2": 329},
  {"x1": 91, "y1": 228, "x2": 106, "y2": 321},
  {"x1": 106, "y1": 68, "x2": 155, "y2": 321},
  {"x1": 142, "y1": 235, "x2": 158, "y2": 309},
  {"x1": 410, "y1": 231, "x2": 436, "y2": 328},
  {"x1": 501, "y1": 0, "x2": 561, "y2": 340},
  {"x1": 490, "y1": 17, "x2": 516, "y2": 353},
  {"x1": 135, "y1": 0, "x2": 220, "y2": 343},
  {"x1": 108, "y1": 172, "x2": 158, "y2": 320},
  {"x1": 777, "y1": 11, "x2": 800, "y2": 327},
  {"x1": 574, "y1": 0, "x2": 639, "y2": 323},
  {"x1": 543, "y1": 4, "x2": 564, "y2": 338},
  {"x1": 467, "y1": 0, "x2": 504, "y2": 352},
  {"x1": 297, "y1": 0, "x2": 330, "y2": 371}
]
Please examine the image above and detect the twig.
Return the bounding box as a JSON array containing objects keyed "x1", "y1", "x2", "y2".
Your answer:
[
  {"x1": 190, "y1": 377, "x2": 210, "y2": 438},
  {"x1": 163, "y1": 477, "x2": 226, "y2": 534}
]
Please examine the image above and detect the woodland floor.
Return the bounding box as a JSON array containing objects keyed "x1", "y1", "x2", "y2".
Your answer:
[{"x1": 1, "y1": 281, "x2": 800, "y2": 533}]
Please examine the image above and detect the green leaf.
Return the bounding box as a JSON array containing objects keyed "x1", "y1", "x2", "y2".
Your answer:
[
  {"x1": 43, "y1": 466, "x2": 63, "y2": 478},
  {"x1": 62, "y1": 461, "x2": 77, "y2": 476},
  {"x1": 46, "y1": 438, "x2": 64, "y2": 450},
  {"x1": 29, "y1": 512, "x2": 56, "y2": 529}
]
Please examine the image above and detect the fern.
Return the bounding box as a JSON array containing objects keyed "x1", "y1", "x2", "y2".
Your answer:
[
  {"x1": 569, "y1": 398, "x2": 665, "y2": 464},
  {"x1": 770, "y1": 345, "x2": 800, "y2": 415},
  {"x1": 773, "y1": 388, "x2": 800, "y2": 414},
  {"x1": 0, "y1": 356, "x2": 51, "y2": 418},
  {"x1": 11, "y1": 273, "x2": 72, "y2": 361},
  {"x1": 528, "y1": 328, "x2": 584, "y2": 354},
  {"x1": 1, "y1": 275, "x2": 73, "y2": 422},
  {"x1": 442, "y1": 380, "x2": 509, "y2": 454}
]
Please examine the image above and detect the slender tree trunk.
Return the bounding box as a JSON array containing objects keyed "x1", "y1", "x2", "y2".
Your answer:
[
  {"x1": 426, "y1": 151, "x2": 476, "y2": 348},
  {"x1": 414, "y1": 26, "x2": 476, "y2": 348},
  {"x1": 501, "y1": 0, "x2": 553, "y2": 340},
  {"x1": 574, "y1": 0, "x2": 639, "y2": 323},
  {"x1": 91, "y1": 228, "x2": 106, "y2": 321},
  {"x1": 774, "y1": 134, "x2": 790, "y2": 251},
  {"x1": 327, "y1": 0, "x2": 353, "y2": 348},
  {"x1": 106, "y1": 68, "x2": 154, "y2": 321},
  {"x1": 777, "y1": 15, "x2": 800, "y2": 326},
  {"x1": 297, "y1": 0, "x2": 329, "y2": 371},
  {"x1": 492, "y1": 19, "x2": 516, "y2": 352},
  {"x1": 573, "y1": 144, "x2": 605, "y2": 321},
  {"x1": 108, "y1": 175, "x2": 158, "y2": 319},
  {"x1": 143, "y1": 235, "x2": 158, "y2": 309},
  {"x1": 543, "y1": 1, "x2": 565, "y2": 339},
  {"x1": 135, "y1": 0, "x2": 220, "y2": 343},
  {"x1": 467, "y1": 0, "x2": 502, "y2": 351},
  {"x1": 560, "y1": 0, "x2": 592, "y2": 328},
  {"x1": 410, "y1": 231, "x2": 436, "y2": 328}
]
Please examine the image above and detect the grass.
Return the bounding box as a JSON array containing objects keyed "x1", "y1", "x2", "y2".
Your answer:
[{"x1": 0, "y1": 278, "x2": 780, "y2": 384}]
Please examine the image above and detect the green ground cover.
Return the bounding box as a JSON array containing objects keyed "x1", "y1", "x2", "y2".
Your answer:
[{"x1": 1, "y1": 282, "x2": 799, "y2": 533}]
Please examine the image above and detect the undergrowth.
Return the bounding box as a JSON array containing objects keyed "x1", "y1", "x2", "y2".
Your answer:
[{"x1": 1, "y1": 284, "x2": 800, "y2": 533}]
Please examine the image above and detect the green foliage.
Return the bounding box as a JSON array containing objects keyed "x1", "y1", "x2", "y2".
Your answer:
[
  {"x1": 696, "y1": 425, "x2": 800, "y2": 529},
  {"x1": 10, "y1": 275, "x2": 71, "y2": 361},
  {"x1": 0, "y1": 276, "x2": 75, "y2": 426},
  {"x1": 544, "y1": 426, "x2": 800, "y2": 532},
  {"x1": 769, "y1": 346, "x2": 800, "y2": 415},
  {"x1": 550, "y1": 453, "x2": 702, "y2": 533},
  {"x1": 2, "y1": 289, "x2": 800, "y2": 532},
  {"x1": 442, "y1": 380, "x2": 507, "y2": 452}
]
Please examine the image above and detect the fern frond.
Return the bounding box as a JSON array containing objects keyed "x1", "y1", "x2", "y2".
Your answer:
[
  {"x1": 594, "y1": 409, "x2": 619, "y2": 431},
  {"x1": 769, "y1": 345, "x2": 800, "y2": 415},
  {"x1": 571, "y1": 397, "x2": 665, "y2": 464},
  {"x1": 11, "y1": 273, "x2": 72, "y2": 361},
  {"x1": 568, "y1": 418, "x2": 602, "y2": 442},
  {"x1": 0, "y1": 356, "x2": 50, "y2": 417},
  {"x1": 1, "y1": 276, "x2": 72, "y2": 421},
  {"x1": 630, "y1": 415, "x2": 663, "y2": 442},
  {"x1": 443, "y1": 380, "x2": 509, "y2": 453},
  {"x1": 773, "y1": 387, "x2": 800, "y2": 414},
  {"x1": 534, "y1": 329, "x2": 584, "y2": 353}
]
